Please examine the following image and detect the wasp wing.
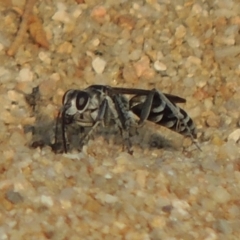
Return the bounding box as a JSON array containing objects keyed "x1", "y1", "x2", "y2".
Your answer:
[{"x1": 111, "y1": 87, "x2": 186, "y2": 104}]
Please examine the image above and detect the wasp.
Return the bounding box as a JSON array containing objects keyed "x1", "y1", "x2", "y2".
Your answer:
[{"x1": 55, "y1": 85, "x2": 198, "y2": 153}]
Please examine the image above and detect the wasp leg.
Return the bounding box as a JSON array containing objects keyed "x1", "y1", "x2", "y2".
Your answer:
[
  {"x1": 61, "y1": 109, "x2": 69, "y2": 153},
  {"x1": 78, "y1": 98, "x2": 108, "y2": 147},
  {"x1": 137, "y1": 90, "x2": 155, "y2": 126},
  {"x1": 112, "y1": 94, "x2": 133, "y2": 154}
]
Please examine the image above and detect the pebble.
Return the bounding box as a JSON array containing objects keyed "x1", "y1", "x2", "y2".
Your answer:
[
  {"x1": 133, "y1": 55, "x2": 155, "y2": 79},
  {"x1": 92, "y1": 57, "x2": 106, "y2": 74},
  {"x1": 18, "y1": 68, "x2": 33, "y2": 82},
  {"x1": 104, "y1": 194, "x2": 118, "y2": 204},
  {"x1": 117, "y1": 14, "x2": 136, "y2": 30},
  {"x1": 57, "y1": 41, "x2": 73, "y2": 54},
  {"x1": 40, "y1": 195, "x2": 54, "y2": 207},
  {"x1": 91, "y1": 6, "x2": 106, "y2": 18},
  {"x1": 211, "y1": 186, "x2": 231, "y2": 204},
  {"x1": 5, "y1": 190, "x2": 23, "y2": 204},
  {"x1": 38, "y1": 52, "x2": 51, "y2": 64},
  {"x1": 215, "y1": 219, "x2": 232, "y2": 235},
  {"x1": 15, "y1": 82, "x2": 34, "y2": 94},
  {"x1": 206, "y1": 114, "x2": 221, "y2": 128},
  {"x1": 122, "y1": 64, "x2": 138, "y2": 82},
  {"x1": 153, "y1": 60, "x2": 167, "y2": 71},
  {"x1": 9, "y1": 130, "x2": 27, "y2": 147},
  {"x1": 191, "y1": 4, "x2": 203, "y2": 14},
  {"x1": 49, "y1": 73, "x2": 60, "y2": 81},
  {"x1": 91, "y1": 38, "x2": 100, "y2": 47},
  {"x1": 175, "y1": 25, "x2": 187, "y2": 39},
  {"x1": 135, "y1": 170, "x2": 148, "y2": 188},
  {"x1": 52, "y1": 11, "x2": 71, "y2": 24},
  {"x1": 72, "y1": 7, "x2": 82, "y2": 19},
  {"x1": 204, "y1": 228, "x2": 217, "y2": 240},
  {"x1": 39, "y1": 79, "x2": 57, "y2": 97},
  {"x1": 0, "y1": 67, "x2": 11, "y2": 83},
  {"x1": 214, "y1": 45, "x2": 240, "y2": 59},
  {"x1": 129, "y1": 49, "x2": 142, "y2": 61},
  {"x1": 187, "y1": 56, "x2": 202, "y2": 66},
  {"x1": 228, "y1": 129, "x2": 240, "y2": 143},
  {"x1": 56, "y1": 2, "x2": 67, "y2": 11},
  {"x1": 156, "y1": 51, "x2": 164, "y2": 60},
  {"x1": 0, "y1": 110, "x2": 13, "y2": 124},
  {"x1": 7, "y1": 90, "x2": 23, "y2": 102},
  {"x1": 171, "y1": 199, "x2": 190, "y2": 217},
  {"x1": 204, "y1": 98, "x2": 213, "y2": 110}
]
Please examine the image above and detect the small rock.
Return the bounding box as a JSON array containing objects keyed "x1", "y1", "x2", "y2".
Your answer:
[
  {"x1": 156, "y1": 51, "x2": 164, "y2": 60},
  {"x1": 172, "y1": 199, "x2": 190, "y2": 217},
  {"x1": 183, "y1": 137, "x2": 193, "y2": 148},
  {"x1": 57, "y1": 42, "x2": 73, "y2": 54},
  {"x1": 41, "y1": 195, "x2": 54, "y2": 207},
  {"x1": 104, "y1": 173, "x2": 112, "y2": 179},
  {"x1": 187, "y1": 36, "x2": 200, "y2": 48},
  {"x1": 153, "y1": 61, "x2": 167, "y2": 71},
  {"x1": 18, "y1": 68, "x2": 33, "y2": 82},
  {"x1": 91, "y1": 6, "x2": 107, "y2": 23},
  {"x1": 215, "y1": 219, "x2": 232, "y2": 234},
  {"x1": 162, "y1": 205, "x2": 173, "y2": 213},
  {"x1": 49, "y1": 73, "x2": 60, "y2": 81},
  {"x1": 122, "y1": 64, "x2": 138, "y2": 82},
  {"x1": 212, "y1": 187, "x2": 231, "y2": 204},
  {"x1": 15, "y1": 81, "x2": 34, "y2": 94},
  {"x1": 72, "y1": 7, "x2": 82, "y2": 19},
  {"x1": 92, "y1": 57, "x2": 106, "y2": 74},
  {"x1": 191, "y1": 4, "x2": 203, "y2": 14},
  {"x1": 175, "y1": 25, "x2": 186, "y2": 39},
  {"x1": 39, "y1": 79, "x2": 57, "y2": 97},
  {"x1": 56, "y1": 2, "x2": 67, "y2": 11},
  {"x1": 206, "y1": 114, "x2": 221, "y2": 128},
  {"x1": 7, "y1": 90, "x2": 24, "y2": 102},
  {"x1": 0, "y1": 111, "x2": 15, "y2": 124},
  {"x1": 91, "y1": 38, "x2": 100, "y2": 47},
  {"x1": 186, "y1": 56, "x2": 201, "y2": 66},
  {"x1": 38, "y1": 52, "x2": 51, "y2": 64},
  {"x1": 0, "y1": 67, "x2": 9, "y2": 77},
  {"x1": 52, "y1": 11, "x2": 70, "y2": 23},
  {"x1": 204, "y1": 98, "x2": 213, "y2": 110},
  {"x1": 117, "y1": 14, "x2": 136, "y2": 30},
  {"x1": 135, "y1": 170, "x2": 148, "y2": 188},
  {"x1": 129, "y1": 49, "x2": 142, "y2": 61},
  {"x1": 9, "y1": 130, "x2": 27, "y2": 147},
  {"x1": 5, "y1": 190, "x2": 23, "y2": 204},
  {"x1": 211, "y1": 134, "x2": 224, "y2": 146},
  {"x1": 133, "y1": 55, "x2": 155, "y2": 79},
  {"x1": 104, "y1": 194, "x2": 118, "y2": 204},
  {"x1": 228, "y1": 129, "x2": 240, "y2": 143}
]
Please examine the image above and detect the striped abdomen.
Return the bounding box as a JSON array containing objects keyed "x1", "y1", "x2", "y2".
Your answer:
[{"x1": 129, "y1": 93, "x2": 197, "y2": 138}]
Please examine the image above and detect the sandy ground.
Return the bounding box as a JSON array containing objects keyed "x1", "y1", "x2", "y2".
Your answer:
[{"x1": 0, "y1": 0, "x2": 240, "y2": 239}]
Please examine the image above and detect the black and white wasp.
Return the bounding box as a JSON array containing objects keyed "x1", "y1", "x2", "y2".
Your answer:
[{"x1": 55, "y1": 85, "x2": 198, "y2": 153}]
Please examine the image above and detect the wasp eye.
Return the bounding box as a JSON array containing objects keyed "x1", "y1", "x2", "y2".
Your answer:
[{"x1": 76, "y1": 92, "x2": 89, "y2": 111}]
